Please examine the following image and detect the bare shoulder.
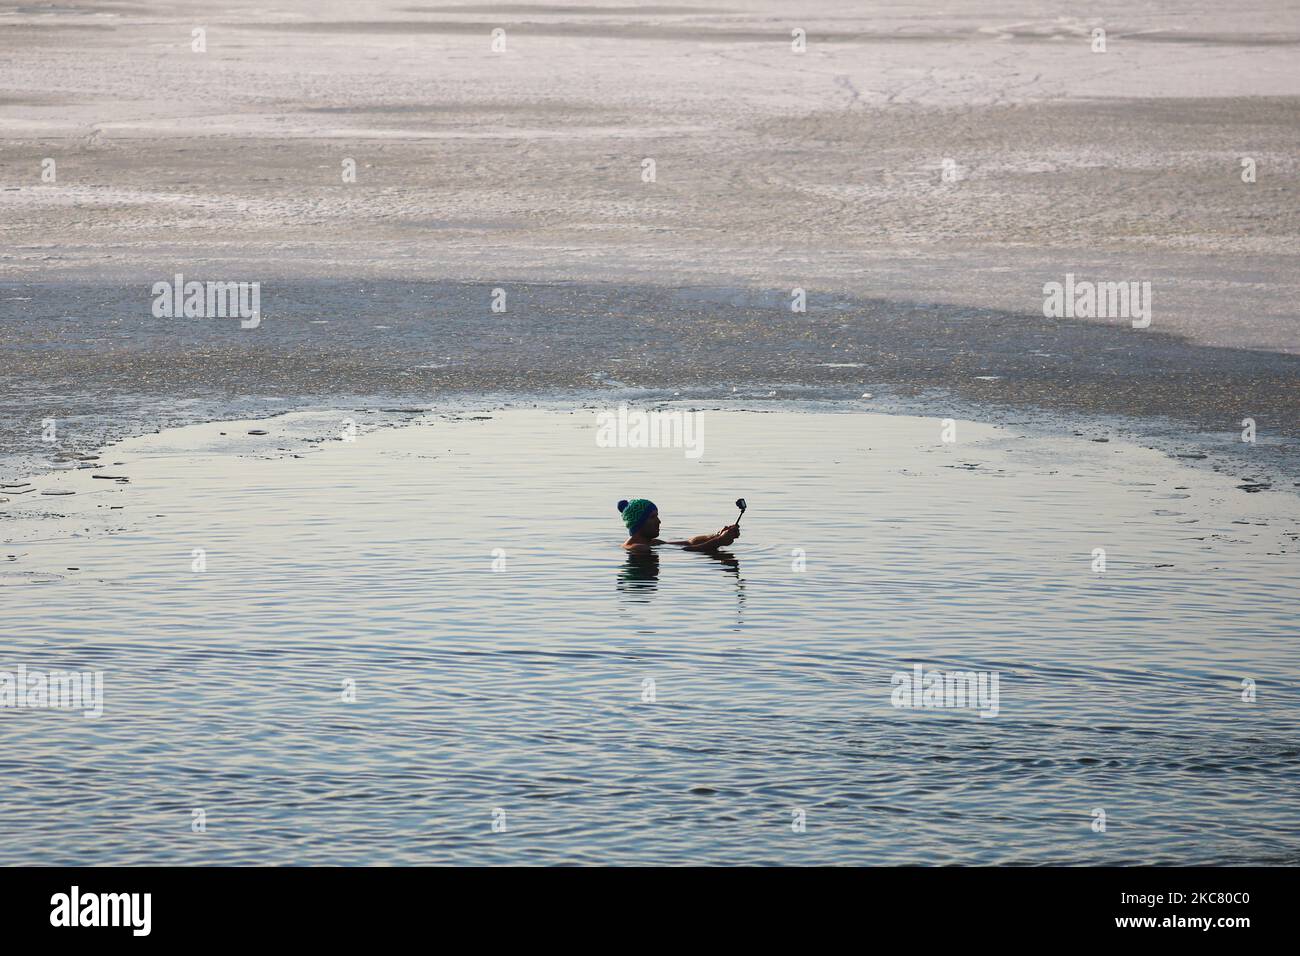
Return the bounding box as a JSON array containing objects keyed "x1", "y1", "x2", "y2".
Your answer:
[{"x1": 623, "y1": 540, "x2": 653, "y2": 553}]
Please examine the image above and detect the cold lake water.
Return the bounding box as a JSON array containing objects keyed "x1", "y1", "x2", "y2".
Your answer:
[{"x1": 2, "y1": 404, "x2": 1298, "y2": 865}]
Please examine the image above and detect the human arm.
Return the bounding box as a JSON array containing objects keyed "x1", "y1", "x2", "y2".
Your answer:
[{"x1": 667, "y1": 525, "x2": 740, "y2": 552}]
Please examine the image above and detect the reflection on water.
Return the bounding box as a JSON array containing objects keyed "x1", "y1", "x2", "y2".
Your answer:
[
  {"x1": 2, "y1": 405, "x2": 1298, "y2": 865},
  {"x1": 703, "y1": 550, "x2": 741, "y2": 577},
  {"x1": 618, "y1": 550, "x2": 660, "y2": 596},
  {"x1": 618, "y1": 549, "x2": 745, "y2": 625},
  {"x1": 703, "y1": 550, "x2": 744, "y2": 620}
]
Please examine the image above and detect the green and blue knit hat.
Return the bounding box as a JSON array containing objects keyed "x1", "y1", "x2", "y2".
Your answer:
[{"x1": 618, "y1": 498, "x2": 657, "y2": 534}]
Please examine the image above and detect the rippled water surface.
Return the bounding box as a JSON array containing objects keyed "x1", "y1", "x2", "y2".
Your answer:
[{"x1": 2, "y1": 405, "x2": 1298, "y2": 864}]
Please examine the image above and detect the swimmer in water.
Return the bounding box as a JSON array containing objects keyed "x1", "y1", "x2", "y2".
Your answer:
[{"x1": 618, "y1": 498, "x2": 740, "y2": 554}]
